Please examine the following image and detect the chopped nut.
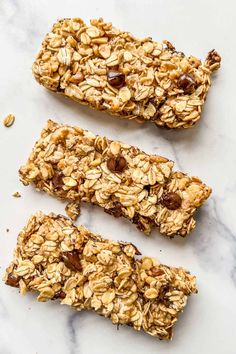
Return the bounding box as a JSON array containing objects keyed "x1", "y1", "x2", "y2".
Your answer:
[
  {"x1": 151, "y1": 266, "x2": 165, "y2": 276},
  {"x1": 69, "y1": 72, "x2": 84, "y2": 84},
  {"x1": 5, "y1": 274, "x2": 20, "y2": 287},
  {"x1": 3, "y1": 114, "x2": 15, "y2": 127}
]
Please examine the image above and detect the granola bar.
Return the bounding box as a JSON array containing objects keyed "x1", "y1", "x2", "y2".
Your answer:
[
  {"x1": 4, "y1": 212, "x2": 197, "y2": 340},
  {"x1": 19, "y1": 120, "x2": 211, "y2": 237},
  {"x1": 32, "y1": 18, "x2": 221, "y2": 128}
]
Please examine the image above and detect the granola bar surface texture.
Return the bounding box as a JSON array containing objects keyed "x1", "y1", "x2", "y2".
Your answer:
[
  {"x1": 19, "y1": 120, "x2": 211, "y2": 237},
  {"x1": 32, "y1": 18, "x2": 221, "y2": 128},
  {"x1": 4, "y1": 212, "x2": 197, "y2": 340}
]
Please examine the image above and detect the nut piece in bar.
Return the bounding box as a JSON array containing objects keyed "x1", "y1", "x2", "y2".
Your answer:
[
  {"x1": 4, "y1": 212, "x2": 197, "y2": 340},
  {"x1": 32, "y1": 18, "x2": 221, "y2": 129},
  {"x1": 19, "y1": 120, "x2": 211, "y2": 238}
]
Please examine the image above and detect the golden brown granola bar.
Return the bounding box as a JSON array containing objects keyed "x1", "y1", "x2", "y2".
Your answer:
[
  {"x1": 4, "y1": 212, "x2": 197, "y2": 340},
  {"x1": 19, "y1": 120, "x2": 211, "y2": 237},
  {"x1": 32, "y1": 18, "x2": 221, "y2": 128}
]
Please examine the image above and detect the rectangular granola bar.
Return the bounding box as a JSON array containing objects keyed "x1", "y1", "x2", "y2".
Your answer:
[
  {"x1": 4, "y1": 212, "x2": 197, "y2": 340},
  {"x1": 19, "y1": 120, "x2": 211, "y2": 237},
  {"x1": 32, "y1": 18, "x2": 221, "y2": 128}
]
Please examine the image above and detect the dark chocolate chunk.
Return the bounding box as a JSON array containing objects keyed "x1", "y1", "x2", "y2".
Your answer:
[
  {"x1": 107, "y1": 70, "x2": 125, "y2": 88},
  {"x1": 177, "y1": 74, "x2": 196, "y2": 94},
  {"x1": 161, "y1": 192, "x2": 182, "y2": 210},
  {"x1": 52, "y1": 172, "x2": 65, "y2": 189},
  {"x1": 5, "y1": 274, "x2": 20, "y2": 288},
  {"x1": 105, "y1": 202, "x2": 123, "y2": 218},
  {"x1": 107, "y1": 156, "x2": 127, "y2": 173},
  {"x1": 61, "y1": 250, "x2": 82, "y2": 271},
  {"x1": 54, "y1": 290, "x2": 66, "y2": 299}
]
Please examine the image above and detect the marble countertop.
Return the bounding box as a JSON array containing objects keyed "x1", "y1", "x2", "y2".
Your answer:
[{"x1": 0, "y1": 0, "x2": 236, "y2": 353}]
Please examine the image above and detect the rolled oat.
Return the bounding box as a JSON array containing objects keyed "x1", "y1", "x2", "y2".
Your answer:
[
  {"x1": 32, "y1": 18, "x2": 221, "y2": 128},
  {"x1": 19, "y1": 120, "x2": 211, "y2": 237},
  {"x1": 4, "y1": 212, "x2": 197, "y2": 340}
]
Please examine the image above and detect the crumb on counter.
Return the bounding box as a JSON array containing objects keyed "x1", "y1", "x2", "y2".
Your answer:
[
  {"x1": 12, "y1": 191, "x2": 21, "y2": 198},
  {"x1": 3, "y1": 114, "x2": 15, "y2": 127}
]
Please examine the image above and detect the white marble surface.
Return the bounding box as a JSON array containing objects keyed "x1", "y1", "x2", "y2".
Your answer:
[{"x1": 0, "y1": 0, "x2": 236, "y2": 353}]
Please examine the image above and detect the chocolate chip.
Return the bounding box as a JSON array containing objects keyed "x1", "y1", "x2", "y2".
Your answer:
[
  {"x1": 177, "y1": 74, "x2": 196, "y2": 94},
  {"x1": 150, "y1": 110, "x2": 160, "y2": 121},
  {"x1": 132, "y1": 213, "x2": 146, "y2": 232},
  {"x1": 161, "y1": 192, "x2": 182, "y2": 210},
  {"x1": 61, "y1": 250, "x2": 82, "y2": 271},
  {"x1": 107, "y1": 70, "x2": 125, "y2": 88},
  {"x1": 158, "y1": 285, "x2": 171, "y2": 307},
  {"x1": 132, "y1": 213, "x2": 139, "y2": 224},
  {"x1": 52, "y1": 172, "x2": 64, "y2": 189},
  {"x1": 54, "y1": 290, "x2": 66, "y2": 300},
  {"x1": 107, "y1": 156, "x2": 127, "y2": 173},
  {"x1": 104, "y1": 202, "x2": 123, "y2": 218},
  {"x1": 144, "y1": 185, "x2": 151, "y2": 192},
  {"x1": 5, "y1": 274, "x2": 19, "y2": 287},
  {"x1": 59, "y1": 291, "x2": 66, "y2": 299}
]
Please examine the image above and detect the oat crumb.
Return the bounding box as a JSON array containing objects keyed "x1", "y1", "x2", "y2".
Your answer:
[
  {"x1": 3, "y1": 114, "x2": 15, "y2": 127},
  {"x1": 12, "y1": 191, "x2": 21, "y2": 198}
]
